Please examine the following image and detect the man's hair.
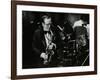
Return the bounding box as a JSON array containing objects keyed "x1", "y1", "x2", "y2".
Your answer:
[{"x1": 41, "y1": 14, "x2": 51, "y2": 23}]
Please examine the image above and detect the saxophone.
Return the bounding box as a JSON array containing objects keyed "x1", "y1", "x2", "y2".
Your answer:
[{"x1": 43, "y1": 43, "x2": 56, "y2": 65}]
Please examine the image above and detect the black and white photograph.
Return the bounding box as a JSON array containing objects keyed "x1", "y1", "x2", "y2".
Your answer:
[
  {"x1": 11, "y1": 1, "x2": 97, "y2": 79},
  {"x1": 22, "y1": 11, "x2": 90, "y2": 69}
]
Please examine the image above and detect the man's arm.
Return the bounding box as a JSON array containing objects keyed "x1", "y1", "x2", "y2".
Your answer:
[
  {"x1": 32, "y1": 30, "x2": 41, "y2": 55},
  {"x1": 32, "y1": 30, "x2": 48, "y2": 60}
]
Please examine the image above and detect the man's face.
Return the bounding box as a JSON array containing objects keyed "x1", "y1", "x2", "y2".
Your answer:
[
  {"x1": 43, "y1": 18, "x2": 52, "y2": 31},
  {"x1": 77, "y1": 35, "x2": 86, "y2": 46},
  {"x1": 44, "y1": 18, "x2": 51, "y2": 25}
]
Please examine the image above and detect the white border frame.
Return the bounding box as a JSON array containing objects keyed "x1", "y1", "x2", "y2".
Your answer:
[{"x1": 16, "y1": 5, "x2": 95, "y2": 76}]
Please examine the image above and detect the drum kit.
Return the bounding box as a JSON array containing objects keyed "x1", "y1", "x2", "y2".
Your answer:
[{"x1": 57, "y1": 25, "x2": 89, "y2": 67}]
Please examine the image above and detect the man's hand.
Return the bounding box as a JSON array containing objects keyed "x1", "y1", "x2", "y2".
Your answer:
[{"x1": 40, "y1": 53, "x2": 48, "y2": 60}]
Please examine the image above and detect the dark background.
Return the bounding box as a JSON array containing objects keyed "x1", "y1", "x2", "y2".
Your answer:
[{"x1": 22, "y1": 11, "x2": 89, "y2": 69}]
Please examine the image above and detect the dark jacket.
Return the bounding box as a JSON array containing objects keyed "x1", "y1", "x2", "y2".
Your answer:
[{"x1": 32, "y1": 25, "x2": 58, "y2": 66}]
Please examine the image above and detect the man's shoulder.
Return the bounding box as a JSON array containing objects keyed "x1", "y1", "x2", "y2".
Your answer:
[
  {"x1": 34, "y1": 28, "x2": 43, "y2": 36},
  {"x1": 35, "y1": 29, "x2": 41, "y2": 33}
]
